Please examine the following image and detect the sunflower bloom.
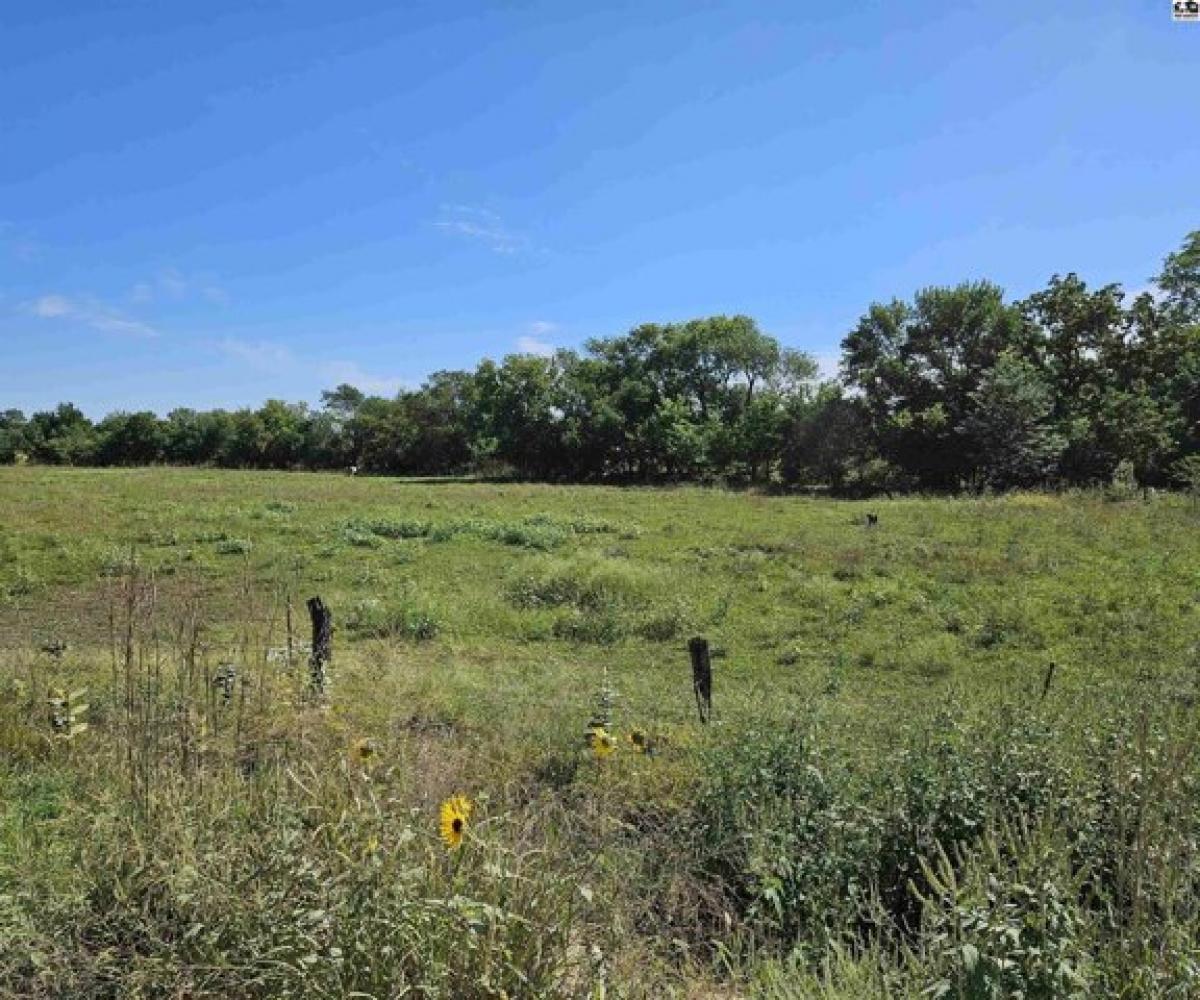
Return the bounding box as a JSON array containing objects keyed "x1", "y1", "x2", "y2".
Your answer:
[
  {"x1": 439, "y1": 795, "x2": 472, "y2": 850},
  {"x1": 590, "y1": 727, "x2": 617, "y2": 760}
]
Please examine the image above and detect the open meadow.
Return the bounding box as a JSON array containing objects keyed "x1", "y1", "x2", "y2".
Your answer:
[{"x1": 2, "y1": 467, "x2": 1199, "y2": 998}]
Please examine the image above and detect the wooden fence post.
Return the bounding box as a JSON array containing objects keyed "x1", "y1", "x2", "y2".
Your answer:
[
  {"x1": 307, "y1": 596, "x2": 332, "y2": 696},
  {"x1": 689, "y1": 636, "x2": 712, "y2": 724}
]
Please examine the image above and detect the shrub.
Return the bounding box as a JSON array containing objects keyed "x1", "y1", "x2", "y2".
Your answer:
[
  {"x1": 345, "y1": 598, "x2": 441, "y2": 641},
  {"x1": 637, "y1": 601, "x2": 693, "y2": 642},
  {"x1": 214, "y1": 538, "x2": 252, "y2": 556},
  {"x1": 552, "y1": 607, "x2": 627, "y2": 645},
  {"x1": 914, "y1": 827, "x2": 1092, "y2": 999},
  {"x1": 682, "y1": 722, "x2": 880, "y2": 954},
  {"x1": 507, "y1": 555, "x2": 652, "y2": 612},
  {"x1": 349, "y1": 517, "x2": 431, "y2": 540},
  {"x1": 339, "y1": 527, "x2": 381, "y2": 548}
]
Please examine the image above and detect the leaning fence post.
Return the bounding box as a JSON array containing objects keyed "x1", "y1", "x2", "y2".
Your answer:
[
  {"x1": 689, "y1": 636, "x2": 712, "y2": 724},
  {"x1": 307, "y1": 596, "x2": 332, "y2": 696}
]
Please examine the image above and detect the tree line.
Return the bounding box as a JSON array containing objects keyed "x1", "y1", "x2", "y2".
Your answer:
[{"x1": 4, "y1": 230, "x2": 1198, "y2": 493}]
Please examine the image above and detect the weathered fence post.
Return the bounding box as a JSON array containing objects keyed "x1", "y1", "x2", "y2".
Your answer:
[
  {"x1": 689, "y1": 636, "x2": 712, "y2": 724},
  {"x1": 1039, "y1": 660, "x2": 1057, "y2": 704},
  {"x1": 285, "y1": 591, "x2": 295, "y2": 667},
  {"x1": 307, "y1": 596, "x2": 332, "y2": 696}
]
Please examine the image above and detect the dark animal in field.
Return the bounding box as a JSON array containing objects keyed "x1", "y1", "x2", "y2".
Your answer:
[
  {"x1": 40, "y1": 639, "x2": 67, "y2": 659},
  {"x1": 865, "y1": 513, "x2": 879, "y2": 527}
]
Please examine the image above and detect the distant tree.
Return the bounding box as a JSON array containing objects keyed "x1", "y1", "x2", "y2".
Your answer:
[
  {"x1": 961, "y1": 353, "x2": 1064, "y2": 490},
  {"x1": 1018, "y1": 274, "x2": 1128, "y2": 483},
  {"x1": 26, "y1": 403, "x2": 95, "y2": 465},
  {"x1": 395, "y1": 371, "x2": 475, "y2": 475},
  {"x1": 163, "y1": 408, "x2": 233, "y2": 465},
  {"x1": 220, "y1": 409, "x2": 268, "y2": 468},
  {"x1": 0, "y1": 410, "x2": 28, "y2": 463},
  {"x1": 1157, "y1": 230, "x2": 1200, "y2": 326},
  {"x1": 321, "y1": 383, "x2": 366, "y2": 421},
  {"x1": 93, "y1": 411, "x2": 166, "y2": 466},
  {"x1": 471, "y1": 355, "x2": 568, "y2": 478},
  {"x1": 346, "y1": 396, "x2": 412, "y2": 472},
  {"x1": 842, "y1": 283, "x2": 1028, "y2": 489},
  {"x1": 781, "y1": 386, "x2": 872, "y2": 491},
  {"x1": 255, "y1": 400, "x2": 310, "y2": 468}
]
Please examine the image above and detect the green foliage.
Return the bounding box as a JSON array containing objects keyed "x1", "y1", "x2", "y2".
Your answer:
[
  {"x1": 345, "y1": 597, "x2": 441, "y2": 640},
  {"x1": 914, "y1": 828, "x2": 1092, "y2": 999},
  {"x1": 5, "y1": 228, "x2": 1200, "y2": 493},
  {"x1": 213, "y1": 538, "x2": 252, "y2": 555},
  {"x1": 506, "y1": 555, "x2": 652, "y2": 611},
  {"x1": 686, "y1": 723, "x2": 878, "y2": 953},
  {"x1": 2, "y1": 472, "x2": 1200, "y2": 996}
]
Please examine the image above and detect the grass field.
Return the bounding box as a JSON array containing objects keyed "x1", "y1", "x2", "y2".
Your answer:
[{"x1": 1, "y1": 468, "x2": 1199, "y2": 997}]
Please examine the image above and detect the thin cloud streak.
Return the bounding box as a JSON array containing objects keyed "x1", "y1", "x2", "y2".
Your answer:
[
  {"x1": 433, "y1": 204, "x2": 530, "y2": 255},
  {"x1": 129, "y1": 268, "x2": 228, "y2": 306},
  {"x1": 26, "y1": 294, "x2": 159, "y2": 338},
  {"x1": 215, "y1": 337, "x2": 295, "y2": 370},
  {"x1": 215, "y1": 338, "x2": 411, "y2": 397},
  {"x1": 516, "y1": 335, "x2": 555, "y2": 356}
]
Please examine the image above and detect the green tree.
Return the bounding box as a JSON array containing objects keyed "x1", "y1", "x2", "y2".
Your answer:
[
  {"x1": 780, "y1": 386, "x2": 873, "y2": 491},
  {"x1": 0, "y1": 410, "x2": 28, "y2": 463},
  {"x1": 26, "y1": 403, "x2": 96, "y2": 465},
  {"x1": 1157, "y1": 229, "x2": 1200, "y2": 326},
  {"x1": 961, "y1": 353, "x2": 1064, "y2": 490},
  {"x1": 93, "y1": 411, "x2": 166, "y2": 466},
  {"x1": 843, "y1": 283, "x2": 1028, "y2": 489}
]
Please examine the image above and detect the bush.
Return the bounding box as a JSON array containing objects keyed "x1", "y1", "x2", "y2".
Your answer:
[
  {"x1": 914, "y1": 827, "x2": 1092, "y2": 999},
  {"x1": 682, "y1": 722, "x2": 880, "y2": 954},
  {"x1": 345, "y1": 598, "x2": 441, "y2": 641},
  {"x1": 339, "y1": 527, "x2": 381, "y2": 548},
  {"x1": 214, "y1": 538, "x2": 252, "y2": 556},
  {"x1": 552, "y1": 607, "x2": 627, "y2": 645},
  {"x1": 507, "y1": 555, "x2": 652, "y2": 612},
  {"x1": 348, "y1": 517, "x2": 431, "y2": 540},
  {"x1": 637, "y1": 601, "x2": 693, "y2": 642}
]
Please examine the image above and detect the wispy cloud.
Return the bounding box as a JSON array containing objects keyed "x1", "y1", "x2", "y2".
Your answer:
[
  {"x1": 214, "y1": 339, "x2": 411, "y2": 397},
  {"x1": 129, "y1": 268, "x2": 228, "y2": 306},
  {"x1": 216, "y1": 337, "x2": 295, "y2": 370},
  {"x1": 26, "y1": 294, "x2": 158, "y2": 338},
  {"x1": 516, "y1": 336, "x2": 555, "y2": 356},
  {"x1": 320, "y1": 360, "x2": 412, "y2": 396},
  {"x1": 515, "y1": 320, "x2": 559, "y2": 356},
  {"x1": 433, "y1": 204, "x2": 530, "y2": 255}
]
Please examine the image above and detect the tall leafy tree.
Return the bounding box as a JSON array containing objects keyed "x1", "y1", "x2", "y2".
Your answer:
[
  {"x1": 842, "y1": 283, "x2": 1028, "y2": 489},
  {"x1": 960, "y1": 353, "x2": 1064, "y2": 489}
]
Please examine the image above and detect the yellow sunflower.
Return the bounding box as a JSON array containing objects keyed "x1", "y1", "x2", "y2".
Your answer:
[
  {"x1": 590, "y1": 726, "x2": 617, "y2": 760},
  {"x1": 439, "y1": 794, "x2": 472, "y2": 850}
]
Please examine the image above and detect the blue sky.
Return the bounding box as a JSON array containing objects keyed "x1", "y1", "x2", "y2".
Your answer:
[{"x1": 2, "y1": 0, "x2": 1197, "y2": 416}]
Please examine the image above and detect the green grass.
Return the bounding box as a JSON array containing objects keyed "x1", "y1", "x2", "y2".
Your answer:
[{"x1": 0, "y1": 468, "x2": 1198, "y2": 997}]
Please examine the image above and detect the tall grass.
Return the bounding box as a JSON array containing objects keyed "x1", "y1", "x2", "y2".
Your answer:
[{"x1": 1, "y1": 472, "x2": 1199, "y2": 996}]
